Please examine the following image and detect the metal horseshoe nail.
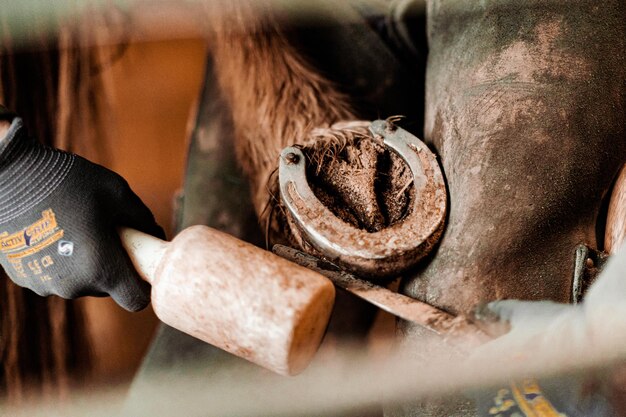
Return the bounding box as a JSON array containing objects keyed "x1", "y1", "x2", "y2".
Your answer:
[{"x1": 279, "y1": 120, "x2": 447, "y2": 279}]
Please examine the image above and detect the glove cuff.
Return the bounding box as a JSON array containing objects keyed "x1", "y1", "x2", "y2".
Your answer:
[{"x1": 0, "y1": 118, "x2": 74, "y2": 222}]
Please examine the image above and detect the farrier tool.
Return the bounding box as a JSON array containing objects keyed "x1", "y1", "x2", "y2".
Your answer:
[
  {"x1": 274, "y1": 244, "x2": 488, "y2": 345},
  {"x1": 119, "y1": 225, "x2": 335, "y2": 376}
]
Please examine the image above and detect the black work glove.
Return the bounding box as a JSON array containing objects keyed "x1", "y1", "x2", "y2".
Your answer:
[{"x1": 0, "y1": 117, "x2": 164, "y2": 311}]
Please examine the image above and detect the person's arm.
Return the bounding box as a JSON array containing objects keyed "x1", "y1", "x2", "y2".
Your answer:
[
  {"x1": 469, "y1": 240, "x2": 626, "y2": 416},
  {"x1": 470, "y1": 178, "x2": 626, "y2": 414},
  {"x1": 0, "y1": 108, "x2": 163, "y2": 311}
]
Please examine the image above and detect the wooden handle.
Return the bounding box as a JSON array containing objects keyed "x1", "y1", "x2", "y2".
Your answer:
[
  {"x1": 606, "y1": 164, "x2": 626, "y2": 254},
  {"x1": 118, "y1": 227, "x2": 168, "y2": 284}
]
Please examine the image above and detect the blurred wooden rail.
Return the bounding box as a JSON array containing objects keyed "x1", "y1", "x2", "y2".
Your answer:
[{"x1": 4, "y1": 0, "x2": 364, "y2": 47}]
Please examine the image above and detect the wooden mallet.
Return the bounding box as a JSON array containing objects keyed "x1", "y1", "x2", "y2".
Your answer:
[{"x1": 119, "y1": 225, "x2": 335, "y2": 376}]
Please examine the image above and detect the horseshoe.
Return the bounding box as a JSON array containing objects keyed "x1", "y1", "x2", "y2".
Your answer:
[{"x1": 279, "y1": 120, "x2": 447, "y2": 279}]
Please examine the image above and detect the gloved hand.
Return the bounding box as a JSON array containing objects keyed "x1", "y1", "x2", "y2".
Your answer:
[
  {"x1": 472, "y1": 241, "x2": 626, "y2": 360},
  {"x1": 0, "y1": 116, "x2": 164, "y2": 311},
  {"x1": 470, "y1": 244, "x2": 626, "y2": 417}
]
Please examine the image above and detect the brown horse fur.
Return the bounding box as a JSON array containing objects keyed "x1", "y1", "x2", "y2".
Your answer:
[
  {"x1": 207, "y1": 2, "x2": 413, "y2": 246},
  {"x1": 208, "y1": 1, "x2": 355, "y2": 225}
]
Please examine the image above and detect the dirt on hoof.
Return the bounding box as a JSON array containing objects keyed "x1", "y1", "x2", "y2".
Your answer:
[{"x1": 301, "y1": 121, "x2": 414, "y2": 233}]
